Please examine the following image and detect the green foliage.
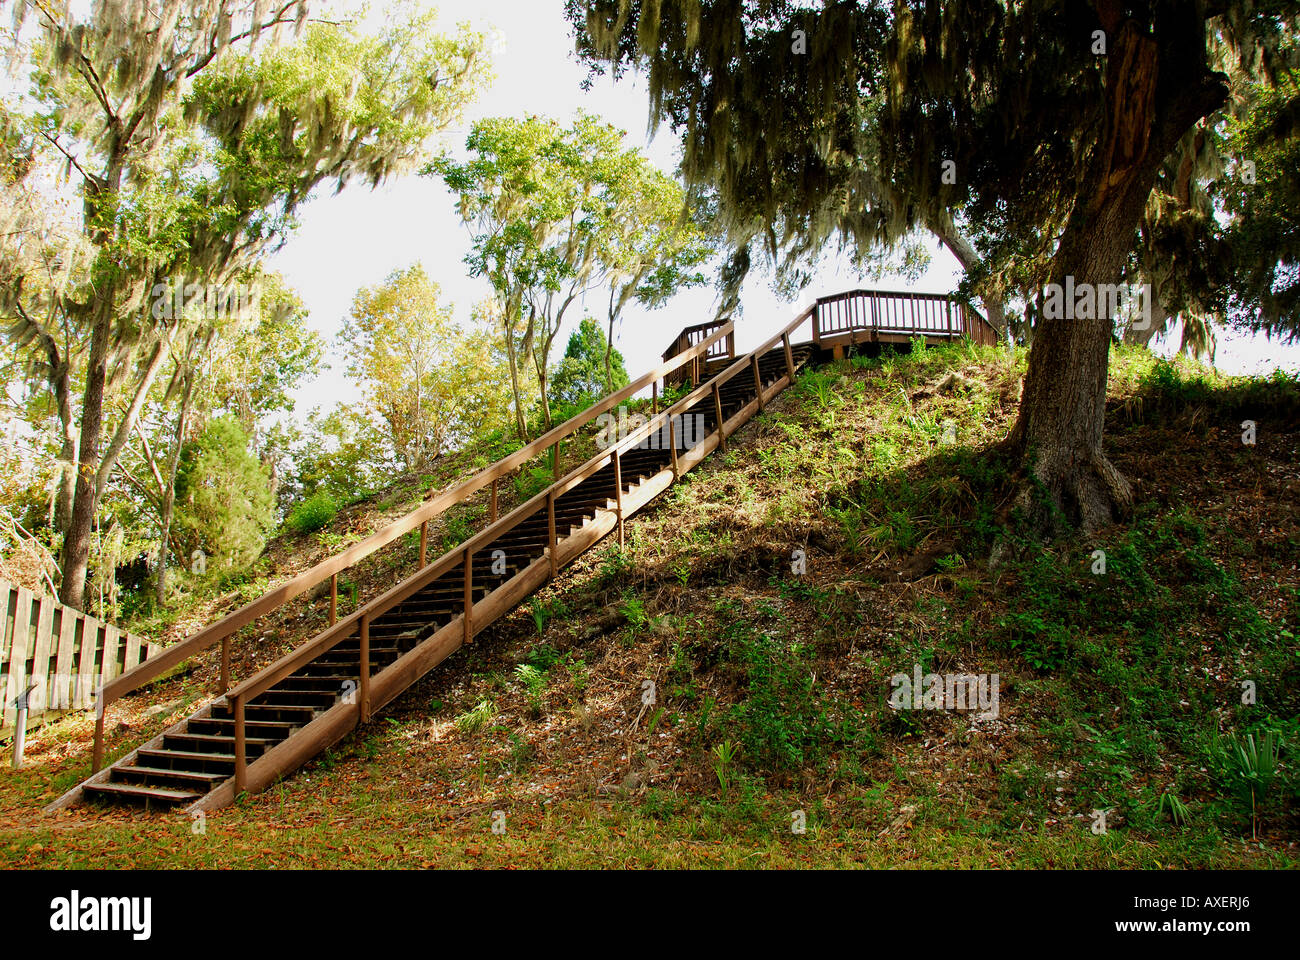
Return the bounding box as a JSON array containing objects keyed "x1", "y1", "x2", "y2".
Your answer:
[
  {"x1": 454, "y1": 699, "x2": 495, "y2": 736},
  {"x1": 339, "y1": 264, "x2": 514, "y2": 470},
  {"x1": 528, "y1": 598, "x2": 568, "y2": 637},
  {"x1": 551, "y1": 316, "x2": 629, "y2": 411},
  {"x1": 428, "y1": 111, "x2": 710, "y2": 431},
  {"x1": 717, "y1": 611, "x2": 863, "y2": 773},
  {"x1": 1212, "y1": 730, "x2": 1283, "y2": 837},
  {"x1": 173, "y1": 416, "x2": 273, "y2": 570},
  {"x1": 285, "y1": 491, "x2": 338, "y2": 535},
  {"x1": 711, "y1": 739, "x2": 741, "y2": 796},
  {"x1": 514, "y1": 664, "x2": 548, "y2": 717},
  {"x1": 512, "y1": 464, "x2": 554, "y2": 503}
]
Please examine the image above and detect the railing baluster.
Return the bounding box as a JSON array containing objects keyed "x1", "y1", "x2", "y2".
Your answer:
[
  {"x1": 220, "y1": 635, "x2": 230, "y2": 693},
  {"x1": 713, "y1": 382, "x2": 727, "y2": 453},
  {"x1": 547, "y1": 489, "x2": 558, "y2": 576},
  {"x1": 359, "y1": 614, "x2": 370, "y2": 722},
  {"x1": 752, "y1": 354, "x2": 765, "y2": 410},
  {"x1": 783, "y1": 333, "x2": 795, "y2": 381},
  {"x1": 92, "y1": 711, "x2": 104, "y2": 773},
  {"x1": 490, "y1": 478, "x2": 498, "y2": 522},
  {"x1": 233, "y1": 694, "x2": 246, "y2": 793},
  {"x1": 329, "y1": 573, "x2": 337, "y2": 625},
  {"x1": 613, "y1": 448, "x2": 624, "y2": 548},
  {"x1": 463, "y1": 545, "x2": 473, "y2": 645},
  {"x1": 419, "y1": 521, "x2": 428, "y2": 568},
  {"x1": 669, "y1": 413, "x2": 679, "y2": 474}
]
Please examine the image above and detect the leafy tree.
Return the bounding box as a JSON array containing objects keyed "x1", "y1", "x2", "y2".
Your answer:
[
  {"x1": 568, "y1": 0, "x2": 1294, "y2": 532},
  {"x1": 339, "y1": 264, "x2": 514, "y2": 471},
  {"x1": 1217, "y1": 78, "x2": 1300, "y2": 339},
  {"x1": 116, "y1": 271, "x2": 322, "y2": 604},
  {"x1": 552, "y1": 315, "x2": 630, "y2": 412},
  {"x1": 287, "y1": 405, "x2": 395, "y2": 509},
  {"x1": 430, "y1": 112, "x2": 710, "y2": 435},
  {"x1": 172, "y1": 415, "x2": 273, "y2": 573},
  {"x1": 0, "y1": 0, "x2": 489, "y2": 608}
]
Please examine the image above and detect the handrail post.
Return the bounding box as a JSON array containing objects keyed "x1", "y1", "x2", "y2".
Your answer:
[
  {"x1": 712, "y1": 382, "x2": 727, "y2": 453},
  {"x1": 547, "y1": 489, "x2": 558, "y2": 577},
  {"x1": 652, "y1": 380, "x2": 658, "y2": 415},
  {"x1": 233, "y1": 693, "x2": 246, "y2": 794},
  {"x1": 668, "y1": 413, "x2": 679, "y2": 475},
  {"x1": 359, "y1": 613, "x2": 370, "y2": 722},
  {"x1": 752, "y1": 354, "x2": 765, "y2": 410},
  {"x1": 490, "y1": 479, "x2": 498, "y2": 522},
  {"x1": 92, "y1": 709, "x2": 104, "y2": 773},
  {"x1": 782, "y1": 332, "x2": 795, "y2": 381},
  {"x1": 613, "y1": 448, "x2": 624, "y2": 549},
  {"x1": 419, "y1": 521, "x2": 428, "y2": 567},
  {"x1": 462, "y1": 545, "x2": 473, "y2": 645},
  {"x1": 552, "y1": 439, "x2": 561, "y2": 479},
  {"x1": 220, "y1": 635, "x2": 230, "y2": 694},
  {"x1": 329, "y1": 573, "x2": 338, "y2": 625}
]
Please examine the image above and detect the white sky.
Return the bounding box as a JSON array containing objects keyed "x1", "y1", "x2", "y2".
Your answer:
[{"x1": 268, "y1": 0, "x2": 1300, "y2": 423}]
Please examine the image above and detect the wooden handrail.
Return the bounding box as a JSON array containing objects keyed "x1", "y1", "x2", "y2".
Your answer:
[
  {"x1": 92, "y1": 319, "x2": 734, "y2": 769},
  {"x1": 222, "y1": 312, "x2": 807, "y2": 714}
]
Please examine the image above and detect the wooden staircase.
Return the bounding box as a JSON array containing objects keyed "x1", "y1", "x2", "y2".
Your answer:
[
  {"x1": 49, "y1": 288, "x2": 997, "y2": 815},
  {"x1": 53, "y1": 334, "x2": 815, "y2": 812}
]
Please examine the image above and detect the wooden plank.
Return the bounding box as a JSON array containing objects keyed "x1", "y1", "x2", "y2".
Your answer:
[
  {"x1": 3, "y1": 587, "x2": 33, "y2": 729},
  {"x1": 74, "y1": 615, "x2": 96, "y2": 717},
  {"x1": 122, "y1": 629, "x2": 142, "y2": 671},
  {"x1": 52, "y1": 606, "x2": 78, "y2": 712},
  {"x1": 0, "y1": 579, "x2": 14, "y2": 671},
  {"x1": 0, "y1": 580, "x2": 15, "y2": 727},
  {"x1": 30, "y1": 593, "x2": 55, "y2": 715},
  {"x1": 99, "y1": 623, "x2": 122, "y2": 685}
]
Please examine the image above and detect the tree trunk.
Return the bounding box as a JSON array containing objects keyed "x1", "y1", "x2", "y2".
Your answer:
[
  {"x1": 155, "y1": 373, "x2": 193, "y2": 606},
  {"x1": 59, "y1": 313, "x2": 111, "y2": 610},
  {"x1": 502, "y1": 304, "x2": 529, "y2": 442},
  {"x1": 1005, "y1": 17, "x2": 1227, "y2": 533},
  {"x1": 1122, "y1": 295, "x2": 1169, "y2": 348}
]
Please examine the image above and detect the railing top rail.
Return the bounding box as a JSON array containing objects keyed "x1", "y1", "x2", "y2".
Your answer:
[
  {"x1": 816, "y1": 288, "x2": 965, "y2": 303},
  {"x1": 102, "y1": 319, "x2": 734, "y2": 706}
]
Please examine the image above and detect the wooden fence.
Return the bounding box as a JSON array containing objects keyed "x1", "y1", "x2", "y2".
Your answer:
[{"x1": 0, "y1": 579, "x2": 159, "y2": 737}]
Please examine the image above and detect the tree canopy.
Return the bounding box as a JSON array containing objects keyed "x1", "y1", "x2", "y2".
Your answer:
[{"x1": 567, "y1": 0, "x2": 1299, "y2": 532}]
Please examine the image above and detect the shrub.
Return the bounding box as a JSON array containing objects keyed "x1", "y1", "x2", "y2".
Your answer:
[
  {"x1": 173, "y1": 416, "x2": 275, "y2": 570},
  {"x1": 285, "y1": 491, "x2": 338, "y2": 535}
]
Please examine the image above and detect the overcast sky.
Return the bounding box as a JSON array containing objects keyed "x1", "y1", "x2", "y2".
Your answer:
[{"x1": 268, "y1": 0, "x2": 1300, "y2": 424}]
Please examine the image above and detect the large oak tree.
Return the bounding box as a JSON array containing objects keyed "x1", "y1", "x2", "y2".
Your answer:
[{"x1": 566, "y1": 0, "x2": 1296, "y2": 532}]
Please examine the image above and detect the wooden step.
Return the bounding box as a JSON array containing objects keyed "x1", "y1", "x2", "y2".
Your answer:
[
  {"x1": 112, "y1": 765, "x2": 227, "y2": 785},
  {"x1": 84, "y1": 781, "x2": 203, "y2": 803}
]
